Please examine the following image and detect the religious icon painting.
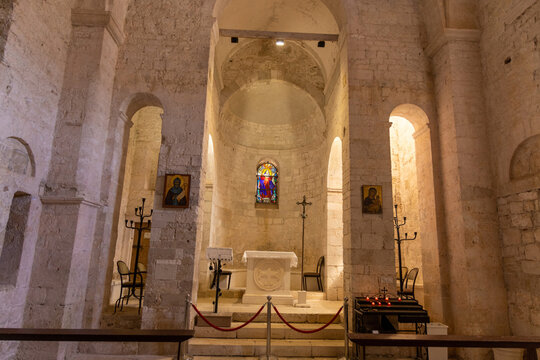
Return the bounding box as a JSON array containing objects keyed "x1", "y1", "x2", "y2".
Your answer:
[
  {"x1": 362, "y1": 185, "x2": 382, "y2": 214},
  {"x1": 163, "y1": 174, "x2": 190, "y2": 208},
  {"x1": 256, "y1": 162, "x2": 278, "y2": 204}
]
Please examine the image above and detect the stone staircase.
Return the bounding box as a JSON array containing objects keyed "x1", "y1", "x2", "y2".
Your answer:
[{"x1": 188, "y1": 306, "x2": 346, "y2": 359}]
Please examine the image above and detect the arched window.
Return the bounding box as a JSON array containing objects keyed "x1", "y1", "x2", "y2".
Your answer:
[{"x1": 256, "y1": 162, "x2": 278, "y2": 204}]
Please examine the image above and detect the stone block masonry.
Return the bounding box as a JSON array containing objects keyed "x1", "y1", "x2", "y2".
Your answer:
[{"x1": 498, "y1": 189, "x2": 540, "y2": 336}]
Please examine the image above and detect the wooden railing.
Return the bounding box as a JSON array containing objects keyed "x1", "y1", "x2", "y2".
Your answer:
[
  {"x1": 348, "y1": 333, "x2": 540, "y2": 360},
  {"x1": 0, "y1": 328, "x2": 194, "y2": 359}
]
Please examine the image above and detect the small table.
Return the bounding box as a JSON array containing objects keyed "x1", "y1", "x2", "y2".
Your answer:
[{"x1": 242, "y1": 251, "x2": 298, "y2": 305}]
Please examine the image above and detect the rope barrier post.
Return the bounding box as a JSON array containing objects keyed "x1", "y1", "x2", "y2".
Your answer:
[
  {"x1": 344, "y1": 297, "x2": 349, "y2": 360},
  {"x1": 266, "y1": 296, "x2": 272, "y2": 360},
  {"x1": 178, "y1": 294, "x2": 191, "y2": 360}
]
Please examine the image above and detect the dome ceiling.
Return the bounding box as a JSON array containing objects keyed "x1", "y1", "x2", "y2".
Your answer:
[
  {"x1": 219, "y1": 80, "x2": 325, "y2": 150},
  {"x1": 220, "y1": 39, "x2": 325, "y2": 108},
  {"x1": 226, "y1": 81, "x2": 318, "y2": 126},
  {"x1": 217, "y1": 0, "x2": 339, "y2": 34}
]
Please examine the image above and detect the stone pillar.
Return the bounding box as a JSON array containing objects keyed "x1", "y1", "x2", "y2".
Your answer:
[
  {"x1": 413, "y1": 124, "x2": 450, "y2": 324},
  {"x1": 141, "y1": 102, "x2": 209, "y2": 330},
  {"x1": 19, "y1": 9, "x2": 123, "y2": 360},
  {"x1": 345, "y1": 33, "x2": 396, "y2": 297},
  {"x1": 427, "y1": 29, "x2": 510, "y2": 344}
]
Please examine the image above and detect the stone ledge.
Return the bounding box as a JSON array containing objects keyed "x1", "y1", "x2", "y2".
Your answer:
[
  {"x1": 425, "y1": 28, "x2": 481, "y2": 58},
  {"x1": 71, "y1": 8, "x2": 125, "y2": 46}
]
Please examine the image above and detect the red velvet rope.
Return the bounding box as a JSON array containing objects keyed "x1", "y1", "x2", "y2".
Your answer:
[
  {"x1": 191, "y1": 303, "x2": 266, "y2": 332},
  {"x1": 272, "y1": 305, "x2": 343, "y2": 334}
]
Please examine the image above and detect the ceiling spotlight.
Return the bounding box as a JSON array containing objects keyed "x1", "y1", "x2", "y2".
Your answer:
[
  {"x1": 231, "y1": 37, "x2": 238, "y2": 43},
  {"x1": 275, "y1": 39, "x2": 285, "y2": 46},
  {"x1": 318, "y1": 40, "x2": 325, "y2": 48}
]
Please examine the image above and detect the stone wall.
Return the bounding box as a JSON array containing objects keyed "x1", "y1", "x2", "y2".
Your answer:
[
  {"x1": 0, "y1": 1, "x2": 72, "y2": 357},
  {"x1": 107, "y1": 0, "x2": 215, "y2": 330},
  {"x1": 345, "y1": 0, "x2": 437, "y2": 300},
  {"x1": 498, "y1": 189, "x2": 540, "y2": 336},
  {"x1": 0, "y1": 0, "x2": 13, "y2": 61},
  {"x1": 479, "y1": 0, "x2": 540, "y2": 337},
  {"x1": 211, "y1": 99, "x2": 327, "y2": 285}
]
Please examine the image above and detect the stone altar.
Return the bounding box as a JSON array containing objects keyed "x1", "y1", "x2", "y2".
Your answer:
[{"x1": 242, "y1": 250, "x2": 298, "y2": 305}]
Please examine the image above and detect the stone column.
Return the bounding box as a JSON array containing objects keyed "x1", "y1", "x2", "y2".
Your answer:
[
  {"x1": 19, "y1": 9, "x2": 123, "y2": 360},
  {"x1": 413, "y1": 124, "x2": 450, "y2": 324},
  {"x1": 141, "y1": 102, "x2": 209, "y2": 331},
  {"x1": 427, "y1": 28, "x2": 510, "y2": 346},
  {"x1": 345, "y1": 33, "x2": 396, "y2": 297}
]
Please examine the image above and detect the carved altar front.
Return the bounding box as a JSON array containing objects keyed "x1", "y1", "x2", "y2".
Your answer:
[{"x1": 242, "y1": 250, "x2": 298, "y2": 305}]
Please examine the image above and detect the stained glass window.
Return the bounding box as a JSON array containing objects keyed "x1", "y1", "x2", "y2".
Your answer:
[{"x1": 256, "y1": 162, "x2": 278, "y2": 204}]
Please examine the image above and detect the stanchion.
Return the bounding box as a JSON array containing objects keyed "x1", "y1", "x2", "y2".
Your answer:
[
  {"x1": 178, "y1": 294, "x2": 191, "y2": 360},
  {"x1": 266, "y1": 296, "x2": 272, "y2": 360},
  {"x1": 344, "y1": 297, "x2": 349, "y2": 360}
]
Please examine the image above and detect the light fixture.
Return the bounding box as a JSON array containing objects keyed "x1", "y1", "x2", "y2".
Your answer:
[{"x1": 275, "y1": 39, "x2": 285, "y2": 46}]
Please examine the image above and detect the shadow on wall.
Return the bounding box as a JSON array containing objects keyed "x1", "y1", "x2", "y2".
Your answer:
[
  {"x1": 0, "y1": 0, "x2": 14, "y2": 62},
  {"x1": 0, "y1": 192, "x2": 31, "y2": 286},
  {"x1": 0, "y1": 137, "x2": 36, "y2": 177},
  {"x1": 510, "y1": 134, "x2": 540, "y2": 181}
]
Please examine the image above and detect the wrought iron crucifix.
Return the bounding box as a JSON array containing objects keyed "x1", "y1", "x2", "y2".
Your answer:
[{"x1": 296, "y1": 195, "x2": 312, "y2": 291}]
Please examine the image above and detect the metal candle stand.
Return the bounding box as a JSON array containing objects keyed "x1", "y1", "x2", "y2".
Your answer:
[
  {"x1": 296, "y1": 195, "x2": 312, "y2": 291},
  {"x1": 209, "y1": 259, "x2": 223, "y2": 313},
  {"x1": 124, "y1": 198, "x2": 153, "y2": 314},
  {"x1": 393, "y1": 204, "x2": 417, "y2": 294}
]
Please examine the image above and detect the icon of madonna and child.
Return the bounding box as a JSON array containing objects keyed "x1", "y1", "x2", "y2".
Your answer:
[{"x1": 256, "y1": 163, "x2": 278, "y2": 204}]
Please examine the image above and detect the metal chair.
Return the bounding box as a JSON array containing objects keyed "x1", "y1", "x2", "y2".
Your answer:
[
  {"x1": 398, "y1": 267, "x2": 419, "y2": 299},
  {"x1": 115, "y1": 260, "x2": 144, "y2": 313},
  {"x1": 303, "y1": 256, "x2": 324, "y2": 291}
]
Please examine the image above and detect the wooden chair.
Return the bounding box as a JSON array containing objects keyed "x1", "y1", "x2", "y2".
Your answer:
[
  {"x1": 396, "y1": 266, "x2": 408, "y2": 289},
  {"x1": 398, "y1": 267, "x2": 419, "y2": 299},
  {"x1": 303, "y1": 256, "x2": 324, "y2": 291},
  {"x1": 115, "y1": 260, "x2": 144, "y2": 313}
]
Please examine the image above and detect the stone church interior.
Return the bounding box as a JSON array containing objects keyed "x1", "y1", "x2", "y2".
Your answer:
[{"x1": 0, "y1": 0, "x2": 538, "y2": 359}]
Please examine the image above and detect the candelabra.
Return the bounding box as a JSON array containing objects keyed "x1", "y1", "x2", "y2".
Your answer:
[
  {"x1": 125, "y1": 198, "x2": 153, "y2": 313},
  {"x1": 393, "y1": 204, "x2": 417, "y2": 294}
]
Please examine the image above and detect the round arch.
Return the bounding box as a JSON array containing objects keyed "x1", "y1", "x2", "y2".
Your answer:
[
  {"x1": 389, "y1": 104, "x2": 430, "y2": 132},
  {"x1": 0, "y1": 137, "x2": 36, "y2": 177},
  {"x1": 388, "y1": 103, "x2": 446, "y2": 323},
  {"x1": 120, "y1": 93, "x2": 165, "y2": 121},
  {"x1": 212, "y1": 0, "x2": 345, "y2": 31}
]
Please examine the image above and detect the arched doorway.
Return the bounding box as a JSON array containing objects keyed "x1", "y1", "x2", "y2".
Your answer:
[
  {"x1": 110, "y1": 105, "x2": 163, "y2": 307},
  {"x1": 389, "y1": 104, "x2": 446, "y2": 321}
]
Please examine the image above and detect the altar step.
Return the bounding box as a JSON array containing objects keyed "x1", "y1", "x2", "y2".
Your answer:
[
  {"x1": 192, "y1": 357, "x2": 341, "y2": 360},
  {"x1": 192, "y1": 358, "x2": 418, "y2": 360},
  {"x1": 188, "y1": 338, "x2": 346, "y2": 358},
  {"x1": 195, "y1": 322, "x2": 344, "y2": 340},
  {"x1": 71, "y1": 355, "x2": 172, "y2": 360},
  {"x1": 231, "y1": 311, "x2": 341, "y2": 324}
]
